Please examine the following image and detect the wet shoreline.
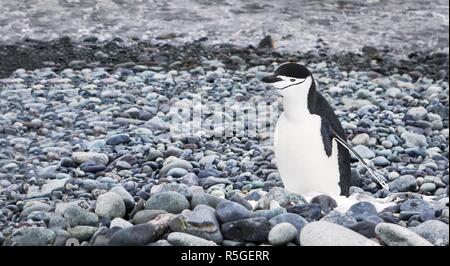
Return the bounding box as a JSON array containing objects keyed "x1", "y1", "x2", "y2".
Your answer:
[
  {"x1": 1, "y1": 0, "x2": 448, "y2": 53},
  {"x1": 0, "y1": 37, "x2": 448, "y2": 80}
]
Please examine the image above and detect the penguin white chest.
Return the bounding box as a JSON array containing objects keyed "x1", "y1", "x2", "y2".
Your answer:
[{"x1": 274, "y1": 113, "x2": 341, "y2": 195}]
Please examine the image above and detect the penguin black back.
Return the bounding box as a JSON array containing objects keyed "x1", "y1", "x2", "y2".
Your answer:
[{"x1": 306, "y1": 80, "x2": 352, "y2": 196}]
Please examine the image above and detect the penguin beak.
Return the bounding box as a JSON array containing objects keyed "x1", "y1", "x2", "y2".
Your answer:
[{"x1": 262, "y1": 75, "x2": 282, "y2": 83}]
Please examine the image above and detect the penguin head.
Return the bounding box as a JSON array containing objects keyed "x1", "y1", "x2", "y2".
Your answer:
[{"x1": 262, "y1": 63, "x2": 313, "y2": 94}]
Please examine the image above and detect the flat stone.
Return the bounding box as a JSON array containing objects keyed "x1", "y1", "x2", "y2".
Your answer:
[
  {"x1": 351, "y1": 133, "x2": 370, "y2": 145},
  {"x1": 132, "y1": 210, "x2": 168, "y2": 224},
  {"x1": 253, "y1": 207, "x2": 287, "y2": 220},
  {"x1": 300, "y1": 221, "x2": 379, "y2": 246},
  {"x1": 68, "y1": 226, "x2": 98, "y2": 242},
  {"x1": 411, "y1": 220, "x2": 449, "y2": 246},
  {"x1": 80, "y1": 162, "x2": 106, "y2": 173},
  {"x1": 12, "y1": 227, "x2": 56, "y2": 246},
  {"x1": 27, "y1": 178, "x2": 69, "y2": 198},
  {"x1": 108, "y1": 224, "x2": 160, "y2": 246},
  {"x1": 352, "y1": 145, "x2": 375, "y2": 159},
  {"x1": 20, "y1": 202, "x2": 52, "y2": 218},
  {"x1": 169, "y1": 208, "x2": 223, "y2": 243},
  {"x1": 167, "y1": 232, "x2": 217, "y2": 246},
  {"x1": 375, "y1": 223, "x2": 433, "y2": 246},
  {"x1": 72, "y1": 152, "x2": 109, "y2": 165}
]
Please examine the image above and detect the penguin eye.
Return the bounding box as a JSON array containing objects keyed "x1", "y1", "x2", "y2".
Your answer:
[{"x1": 290, "y1": 78, "x2": 296, "y2": 82}]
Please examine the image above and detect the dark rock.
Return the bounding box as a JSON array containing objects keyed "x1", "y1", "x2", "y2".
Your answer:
[
  {"x1": 269, "y1": 213, "x2": 308, "y2": 243},
  {"x1": 253, "y1": 207, "x2": 287, "y2": 220},
  {"x1": 362, "y1": 46, "x2": 379, "y2": 59},
  {"x1": 221, "y1": 217, "x2": 272, "y2": 242},
  {"x1": 321, "y1": 211, "x2": 358, "y2": 227},
  {"x1": 399, "y1": 199, "x2": 436, "y2": 222},
  {"x1": 106, "y1": 134, "x2": 131, "y2": 145},
  {"x1": 378, "y1": 212, "x2": 401, "y2": 224},
  {"x1": 90, "y1": 227, "x2": 121, "y2": 246},
  {"x1": 60, "y1": 157, "x2": 76, "y2": 168},
  {"x1": 108, "y1": 224, "x2": 160, "y2": 246},
  {"x1": 258, "y1": 35, "x2": 274, "y2": 49},
  {"x1": 389, "y1": 175, "x2": 417, "y2": 192},
  {"x1": 310, "y1": 195, "x2": 337, "y2": 213},
  {"x1": 229, "y1": 194, "x2": 253, "y2": 210},
  {"x1": 169, "y1": 208, "x2": 223, "y2": 243},
  {"x1": 348, "y1": 220, "x2": 379, "y2": 238},
  {"x1": 346, "y1": 202, "x2": 378, "y2": 222},
  {"x1": 287, "y1": 204, "x2": 322, "y2": 222},
  {"x1": 132, "y1": 210, "x2": 168, "y2": 224},
  {"x1": 197, "y1": 168, "x2": 222, "y2": 178},
  {"x1": 80, "y1": 162, "x2": 106, "y2": 173},
  {"x1": 216, "y1": 200, "x2": 254, "y2": 223},
  {"x1": 181, "y1": 173, "x2": 199, "y2": 187}
]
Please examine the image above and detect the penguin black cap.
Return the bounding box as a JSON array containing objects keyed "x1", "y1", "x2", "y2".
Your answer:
[{"x1": 262, "y1": 63, "x2": 311, "y2": 83}]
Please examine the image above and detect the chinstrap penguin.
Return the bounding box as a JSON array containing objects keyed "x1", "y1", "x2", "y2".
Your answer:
[{"x1": 262, "y1": 63, "x2": 388, "y2": 197}]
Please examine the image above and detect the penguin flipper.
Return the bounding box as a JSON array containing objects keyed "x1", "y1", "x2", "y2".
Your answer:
[
  {"x1": 320, "y1": 118, "x2": 350, "y2": 195},
  {"x1": 331, "y1": 130, "x2": 390, "y2": 190},
  {"x1": 320, "y1": 118, "x2": 334, "y2": 157}
]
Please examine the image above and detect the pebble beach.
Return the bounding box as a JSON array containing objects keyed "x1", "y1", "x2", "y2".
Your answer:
[{"x1": 0, "y1": 0, "x2": 448, "y2": 246}]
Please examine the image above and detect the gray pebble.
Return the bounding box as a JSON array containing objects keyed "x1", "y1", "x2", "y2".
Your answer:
[
  {"x1": 167, "y1": 232, "x2": 217, "y2": 246},
  {"x1": 64, "y1": 205, "x2": 99, "y2": 227},
  {"x1": 268, "y1": 223, "x2": 297, "y2": 245},
  {"x1": 145, "y1": 191, "x2": 189, "y2": 214},
  {"x1": 95, "y1": 192, "x2": 126, "y2": 219},
  {"x1": 12, "y1": 227, "x2": 56, "y2": 246}
]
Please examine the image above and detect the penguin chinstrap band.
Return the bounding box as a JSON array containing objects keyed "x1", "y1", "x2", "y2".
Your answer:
[{"x1": 262, "y1": 63, "x2": 353, "y2": 196}]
